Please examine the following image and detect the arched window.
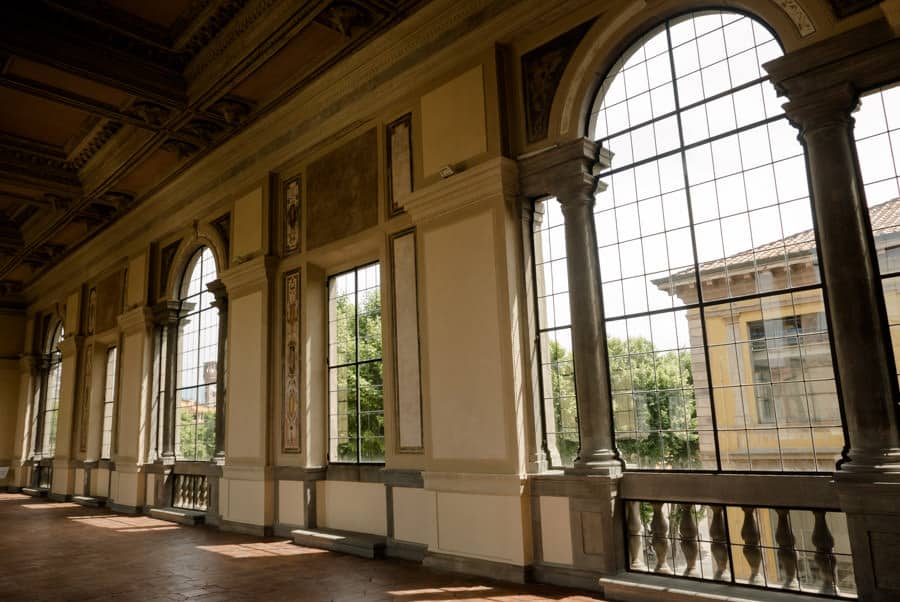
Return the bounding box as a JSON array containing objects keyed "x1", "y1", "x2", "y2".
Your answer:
[
  {"x1": 34, "y1": 321, "x2": 64, "y2": 458},
  {"x1": 175, "y1": 247, "x2": 219, "y2": 461},
  {"x1": 588, "y1": 10, "x2": 842, "y2": 471},
  {"x1": 531, "y1": 11, "x2": 854, "y2": 473}
]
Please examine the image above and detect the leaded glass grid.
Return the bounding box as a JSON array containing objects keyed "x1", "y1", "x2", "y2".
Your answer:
[
  {"x1": 175, "y1": 247, "x2": 218, "y2": 461},
  {"x1": 853, "y1": 83, "x2": 900, "y2": 386},
  {"x1": 589, "y1": 10, "x2": 844, "y2": 471},
  {"x1": 41, "y1": 323, "x2": 64, "y2": 458},
  {"x1": 101, "y1": 347, "x2": 117, "y2": 460},
  {"x1": 328, "y1": 262, "x2": 384, "y2": 463},
  {"x1": 532, "y1": 198, "x2": 579, "y2": 467}
]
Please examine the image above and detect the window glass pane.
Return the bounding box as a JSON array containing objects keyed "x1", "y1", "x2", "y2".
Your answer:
[
  {"x1": 175, "y1": 246, "x2": 219, "y2": 461},
  {"x1": 328, "y1": 263, "x2": 383, "y2": 463},
  {"x1": 587, "y1": 10, "x2": 841, "y2": 473},
  {"x1": 856, "y1": 83, "x2": 900, "y2": 391}
]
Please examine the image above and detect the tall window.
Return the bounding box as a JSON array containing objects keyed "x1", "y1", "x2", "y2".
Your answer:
[
  {"x1": 586, "y1": 10, "x2": 842, "y2": 471},
  {"x1": 175, "y1": 247, "x2": 219, "y2": 461},
  {"x1": 532, "y1": 199, "x2": 579, "y2": 466},
  {"x1": 853, "y1": 84, "x2": 900, "y2": 382},
  {"x1": 38, "y1": 322, "x2": 64, "y2": 458},
  {"x1": 328, "y1": 263, "x2": 384, "y2": 463},
  {"x1": 101, "y1": 347, "x2": 117, "y2": 460}
]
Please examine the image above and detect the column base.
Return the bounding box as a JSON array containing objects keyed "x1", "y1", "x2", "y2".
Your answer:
[
  {"x1": 835, "y1": 475, "x2": 900, "y2": 601},
  {"x1": 567, "y1": 457, "x2": 623, "y2": 477},
  {"x1": 838, "y1": 447, "x2": 900, "y2": 478}
]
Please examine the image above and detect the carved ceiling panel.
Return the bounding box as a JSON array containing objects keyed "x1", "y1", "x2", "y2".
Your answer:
[{"x1": 0, "y1": 0, "x2": 425, "y2": 306}]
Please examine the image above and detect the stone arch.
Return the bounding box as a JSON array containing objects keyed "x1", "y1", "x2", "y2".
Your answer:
[
  {"x1": 164, "y1": 222, "x2": 228, "y2": 301},
  {"x1": 547, "y1": 0, "x2": 831, "y2": 144}
]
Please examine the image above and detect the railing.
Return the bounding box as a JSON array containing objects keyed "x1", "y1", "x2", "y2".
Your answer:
[
  {"x1": 172, "y1": 474, "x2": 208, "y2": 511},
  {"x1": 624, "y1": 499, "x2": 857, "y2": 598}
]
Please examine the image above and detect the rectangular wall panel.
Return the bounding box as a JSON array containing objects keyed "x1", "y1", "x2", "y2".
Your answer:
[{"x1": 391, "y1": 230, "x2": 423, "y2": 451}]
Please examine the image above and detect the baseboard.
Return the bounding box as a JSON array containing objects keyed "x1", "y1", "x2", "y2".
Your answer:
[
  {"x1": 386, "y1": 538, "x2": 427, "y2": 562},
  {"x1": 220, "y1": 519, "x2": 272, "y2": 537},
  {"x1": 6, "y1": 486, "x2": 21, "y2": 493},
  {"x1": 273, "y1": 522, "x2": 304, "y2": 538},
  {"x1": 532, "y1": 563, "x2": 602, "y2": 592},
  {"x1": 423, "y1": 552, "x2": 530, "y2": 584},
  {"x1": 107, "y1": 502, "x2": 142, "y2": 515},
  {"x1": 48, "y1": 492, "x2": 71, "y2": 502}
]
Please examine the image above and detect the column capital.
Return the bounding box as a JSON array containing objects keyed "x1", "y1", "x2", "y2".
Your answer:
[
  {"x1": 781, "y1": 83, "x2": 858, "y2": 136},
  {"x1": 519, "y1": 137, "x2": 609, "y2": 202},
  {"x1": 152, "y1": 300, "x2": 181, "y2": 326},
  {"x1": 207, "y1": 278, "x2": 227, "y2": 311}
]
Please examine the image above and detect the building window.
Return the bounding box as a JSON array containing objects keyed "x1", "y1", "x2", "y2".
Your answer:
[
  {"x1": 101, "y1": 347, "x2": 117, "y2": 460},
  {"x1": 586, "y1": 10, "x2": 842, "y2": 471},
  {"x1": 328, "y1": 262, "x2": 384, "y2": 463},
  {"x1": 532, "y1": 199, "x2": 580, "y2": 466},
  {"x1": 35, "y1": 322, "x2": 64, "y2": 458},
  {"x1": 175, "y1": 247, "x2": 219, "y2": 461},
  {"x1": 853, "y1": 83, "x2": 900, "y2": 382}
]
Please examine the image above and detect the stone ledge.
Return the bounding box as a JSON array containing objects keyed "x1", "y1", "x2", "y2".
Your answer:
[
  {"x1": 386, "y1": 538, "x2": 427, "y2": 562},
  {"x1": 72, "y1": 495, "x2": 106, "y2": 508},
  {"x1": 600, "y1": 573, "x2": 837, "y2": 602},
  {"x1": 22, "y1": 487, "x2": 46, "y2": 497},
  {"x1": 291, "y1": 527, "x2": 386, "y2": 559},
  {"x1": 423, "y1": 552, "x2": 529, "y2": 584},
  {"x1": 149, "y1": 507, "x2": 205, "y2": 526}
]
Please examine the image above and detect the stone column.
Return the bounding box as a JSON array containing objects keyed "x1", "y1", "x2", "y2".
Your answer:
[
  {"x1": 50, "y1": 334, "x2": 83, "y2": 500},
  {"x1": 153, "y1": 301, "x2": 180, "y2": 463},
  {"x1": 519, "y1": 139, "x2": 626, "y2": 578},
  {"x1": 784, "y1": 85, "x2": 900, "y2": 475},
  {"x1": 766, "y1": 20, "x2": 900, "y2": 601},
  {"x1": 208, "y1": 279, "x2": 228, "y2": 462},
  {"x1": 520, "y1": 137, "x2": 619, "y2": 474}
]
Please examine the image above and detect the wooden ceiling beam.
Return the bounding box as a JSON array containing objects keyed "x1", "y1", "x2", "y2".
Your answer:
[
  {"x1": 0, "y1": 74, "x2": 165, "y2": 131},
  {"x1": 0, "y1": 4, "x2": 187, "y2": 107}
]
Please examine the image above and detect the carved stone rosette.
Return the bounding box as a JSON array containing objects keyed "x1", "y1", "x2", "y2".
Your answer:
[{"x1": 282, "y1": 269, "x2": 301, "y2": 452}]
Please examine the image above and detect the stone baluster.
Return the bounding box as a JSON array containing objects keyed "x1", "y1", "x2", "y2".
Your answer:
[
  {"x1": 740, "y1": 507, "x2": 763, "y2": 585},
  {"x1": 709, "y1": 505, "x2": 729, "y2": 580},
  {"x1": 679, "y1": 504, "x2": 700, "y2": 577},
  {"x1": 812, "y1": 510, "x2": 838, "y2": 595},
  {"x1": 650, "y1": 502, "x2": 671, "y2": 573},
  {"x1": 775, "y1": 509, "x2": 798, "y2": 589},
  {"x1": 627, "y1": 501, "x2": 646, "y2": 570}
]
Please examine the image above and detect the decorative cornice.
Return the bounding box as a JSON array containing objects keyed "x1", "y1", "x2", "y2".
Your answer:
[
  {"x1": 117, "y1": 305, "x2": 154, "y2": 334},
  {"x1": 71, "y1": 122, "x2": 123, "y2": 169},
  {"x1": 402, "y1": 157, "x2": 519, "y2": 223},
  {"x1": 218, "y1": 254, "x2": 276, "y2": 296},
  {"x1": 185, "y1": 0, "x2": 277, "y2": 81}
]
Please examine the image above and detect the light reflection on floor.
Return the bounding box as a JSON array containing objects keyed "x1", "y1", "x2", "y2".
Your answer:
[{"x1": 197, "y1": 541, "x2": 328, "y2": 558}]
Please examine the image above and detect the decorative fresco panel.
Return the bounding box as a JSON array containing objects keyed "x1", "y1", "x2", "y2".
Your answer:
[
  {"x1": 521, "y1": 20, "x2": 594, "y2": 144},
  {"x1": 387, "y1": 114, "x2": 413, "y2": 217},
  {"x1": 87, "y1": 288, "x2": 97, "y2": 335},
  {"x1": 306, "y1": 128, "x2": 378, "y2": 249},
  {"x1": 390, "y1": 230, "x2": 423, "y2": 451},
  {"x1": 79, "y1": 344, "x2": 93, "y2": 453},
  {"x1": 284, "y1": 177, "x2": 301, "y2": 254},
  {"x1": 283, "y1": 269, "x2": 301, "y2": 452}
]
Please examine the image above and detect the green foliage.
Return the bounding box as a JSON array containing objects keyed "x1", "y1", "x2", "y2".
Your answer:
[
  {"x1": 178, "y1": 406, "x2": 215, "y2": 461},
  {"x1": 548, "y1": 336, "x2": 699, "y2": 468},
  {"x1": 333, "y1": 290, "x2": 384, "y2": 463}
]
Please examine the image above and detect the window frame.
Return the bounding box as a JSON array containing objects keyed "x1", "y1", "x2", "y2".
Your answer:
[
  {"x1": 100, "y1": 346, "x2": 118, "y2": 460},
  {"x1": 326, "y1": 261, "x2": 385, "y2": 465}
]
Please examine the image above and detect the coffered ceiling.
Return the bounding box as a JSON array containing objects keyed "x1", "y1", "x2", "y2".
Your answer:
[{"x1": 0, "y1": 0, "x2": 423, "y2": 304}]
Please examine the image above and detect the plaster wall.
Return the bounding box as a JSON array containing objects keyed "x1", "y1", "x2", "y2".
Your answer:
[
  {"x1": 392, "y1": 486, "x2": 437, "y2": 547},
  {"x1": 232, "y1": 187, "x2": 265, "y2": 260},
  {"x1": 316, "y1": 480, "x2": 387, "y2": 535},
  {"x1": 433, "y1": 490, "x2": 527, "y2": 565},
  {"x1": 227, "y1": 291, "x2": 266, "y2": 460},
  {"x1": 421, "y1": 65, "x2": 488, "y2": 176},
  {"x1": 277, "y1": 480, "x2": 305, "y2": 527},
  {"x1": 422, "y1": 210, "x2": 508, "y2": 465}
]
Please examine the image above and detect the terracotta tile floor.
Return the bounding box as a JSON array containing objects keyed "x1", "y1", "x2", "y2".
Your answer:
[{"x1": 0, "y1": 493, "x2": 605, "y2": 601}]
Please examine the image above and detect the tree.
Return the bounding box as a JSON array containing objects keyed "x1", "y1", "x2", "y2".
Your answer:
[
  {"x1": 547, "y1": 336, "x2": 698, "y2": 468},
  {"x1": 333, "y1": 289, "x2": 384, "y2": 462}
]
